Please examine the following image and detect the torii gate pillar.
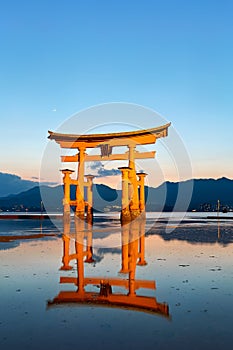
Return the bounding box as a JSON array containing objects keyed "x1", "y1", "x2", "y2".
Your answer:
[
  {"x1": 137, "y1": 172, "x2": 147, "y2": 219},
  {"x1": 128, "y1": 144, "x2": 140, "y2": 220},
  {"x1": 61, "y1": 169, "x2": 74, "y2": 216},
  {"x1": 76, "y1": 146, "x2": 86, "y2": 220},
  {"x1": 119, "y1": 167, "x2": 131, "y2": 223},
  {"x1": 85, "y1": 175, "x2": 95, "y2": 224}
]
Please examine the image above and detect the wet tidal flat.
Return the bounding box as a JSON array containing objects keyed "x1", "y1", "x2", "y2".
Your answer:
[{"x1": 0, "y1": 214, "x2": 233, "y2": 350}]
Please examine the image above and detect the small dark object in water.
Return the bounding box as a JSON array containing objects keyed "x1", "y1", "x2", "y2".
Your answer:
[{"x1": 99, "y1": 281, "x2": 112, "y2": 297}]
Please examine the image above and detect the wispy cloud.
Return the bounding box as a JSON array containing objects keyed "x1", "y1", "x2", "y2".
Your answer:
[{"x1": 89, "y1": 162, "x2": 120, "y2": 177}]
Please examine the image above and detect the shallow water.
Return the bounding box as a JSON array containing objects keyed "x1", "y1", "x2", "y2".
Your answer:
[{"x1": 0, "y1": 213, "x2": 233, "y2": 350}]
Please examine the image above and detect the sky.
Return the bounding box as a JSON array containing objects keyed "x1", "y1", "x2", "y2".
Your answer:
[{"x1": 1, "y1": 0, "x2": 233, "y2": 186}]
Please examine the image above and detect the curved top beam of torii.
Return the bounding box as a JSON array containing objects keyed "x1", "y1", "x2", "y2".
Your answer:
[{"x1": 48, "y1": 122, "x2": 171, "y2": 148}]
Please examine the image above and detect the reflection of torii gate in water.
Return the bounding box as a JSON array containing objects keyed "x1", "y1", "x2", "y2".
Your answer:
[
  {"x1": 48, "y1": 217, "x2": 169, "y2": 316},
  {"x1": 48, "y1": 123, "x2": 170, "y2": 222}
]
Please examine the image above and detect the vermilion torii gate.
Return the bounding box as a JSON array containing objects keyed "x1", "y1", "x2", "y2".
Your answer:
[
  {"x1": 48, "y1": 216, "x2": 169, "y2": 316},
  {"x1": 48, "y1": 122, "x2": 170, "y2": 223}
]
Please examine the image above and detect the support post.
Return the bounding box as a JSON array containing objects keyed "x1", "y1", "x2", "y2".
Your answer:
[
  {"x1": 76, "y1": 146, "x2": 86, "y2": 219},
  {"x1": 85, "y1": 175, "x2": 95, "y2": 224},
  {"x1": 75, "y1": 216, "x2": 85, "y2": 294},
  {"x1": 119, "y1": 167, "x2": 131, "y2": 223},
  {"x1": 128, "y1": 144, "x2": 140, "y2": 219},
  {"x1": 127, "y1": 221, "x2": 139, "y2": 297},
  {"x1": 60, "y1": 235, "x2": 72, "y2": 270},
  {"x1": 85, "y1": 224, "x2": 95, "y2": 263},
  {"x1": 137, "y1": 218, "x2": 147, "y2": 266},
  {"x1": 61, "y1": 169, "x2": 74, "y2": 216},
  {"x1": 60, "y1": 218, "x2": 73, "y2": 270},
  {"x1": 119, "y1": 224, "x2": 129, "y2": 273},
  {"x1": 137, "y1": 172, "x2": 147, "y2": 219}
]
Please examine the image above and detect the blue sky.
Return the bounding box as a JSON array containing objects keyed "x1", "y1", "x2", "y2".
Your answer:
[{"x1": 1, "y1": 0, "x2": 233, "y2": 184}]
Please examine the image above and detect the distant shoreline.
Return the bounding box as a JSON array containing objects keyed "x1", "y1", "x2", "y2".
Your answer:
[
  {"x1": 206, "y1": 216, "x2": 233, "y2": 220},
  {"x1": 0, "y1": 233, "x2": 57, "y2": 242},
  {"x1": 0, "y1": 212, "x2": 233, "y2": 220},
  {"x1": 0, "y1": 214, "x2": 62, "y2": 220}
]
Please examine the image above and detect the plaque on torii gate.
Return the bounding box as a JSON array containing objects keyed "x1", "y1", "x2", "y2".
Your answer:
[{"x1": 48, "y1": 122, "x2": 170, "y2": 223}]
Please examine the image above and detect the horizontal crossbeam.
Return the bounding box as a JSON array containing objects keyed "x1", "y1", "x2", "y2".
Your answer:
[
  {"x1": 60, "y1": 276, "x2": 156, "y2": 290},
  {"x1": 61, "y1": 151, "x2": 156, "y2": 162}
]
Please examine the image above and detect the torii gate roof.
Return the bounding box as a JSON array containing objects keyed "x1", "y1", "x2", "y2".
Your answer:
[{"x1": 48, "y1": 122, "x2": 171, "y2": 148}]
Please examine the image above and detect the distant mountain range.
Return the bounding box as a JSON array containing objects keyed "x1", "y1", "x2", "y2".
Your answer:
[
  {"x1": 0, "y1": 172, "x2": 39, "y2": 197},
  {"x1": 0, "y1": 172, "x2": 57, "y2": 197},
  {"x1": 0, "y1": 173, "x2": 232, "y2": 212}
]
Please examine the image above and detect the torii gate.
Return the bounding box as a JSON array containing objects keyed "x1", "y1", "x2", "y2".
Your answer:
[
  {"x1": 48, "y1": 122, "x2": 170, "y2": 223},
  {"x1": 48, "y1": 216, "x2": 169, "y2": 316}
]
